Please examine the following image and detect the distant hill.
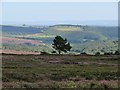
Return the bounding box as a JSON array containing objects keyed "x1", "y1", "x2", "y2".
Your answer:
[
  {"x1": 20, "y1": 25, "x2": 118, "y2": 43},
  {"x1": 44, "y1": 25, "x2": 118, "y2": 40},
  {"x1": 1, "y1": 25, "x2": 47, "y2": 36},
  {"x1": 1, "y1": 25, "x2": 118, "y2": 39},
  {"x1": 1, "y1": 24, "x2": 118, "y2": 54}
]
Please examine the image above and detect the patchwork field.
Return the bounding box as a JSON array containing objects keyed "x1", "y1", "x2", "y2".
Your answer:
[
  {"x1": 2, "y1": 37, "x2": 43, "y2": 45},
  {"x1": 2, "y1": 54, "x2": 119, "y2": 89},
  {"x1": 1, "y1": 25, "x2": 118, "y2": 54}
]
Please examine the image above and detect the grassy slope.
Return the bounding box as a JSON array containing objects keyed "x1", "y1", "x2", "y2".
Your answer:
[
  {"x1": 1, "y1": 25, "x2": 118, "y2": 54},
  {"x1": 2, "y1": 25, "x2": 118, "y2": 40},
  {"x1": 2, "y1": 43, "x2": 53, "y2": 53},
  {"x1": 72, "y1": 40, "x2": 118, "y2": 54},
  {"x1": 2, "y1": 54, "x2": 118, "y2": 88}
]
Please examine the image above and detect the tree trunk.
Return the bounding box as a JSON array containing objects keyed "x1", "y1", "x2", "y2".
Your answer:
[{"x1": 58, "y1": 50, "x2": 61, "y2": 54}]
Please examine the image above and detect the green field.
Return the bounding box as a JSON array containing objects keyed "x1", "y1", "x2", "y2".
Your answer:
[
  {"x1": 1, "y1": 25, "x2": 118, "y2": 54},
  {"x1": 1, "y1": 24, "x2": 119, "y2": 89},
  {"x1": 2, "y1": 54, "x2": 119, "y2": 89},
  {"x1": 2, "y1": 40, "x2": 118, "y2": 55}
]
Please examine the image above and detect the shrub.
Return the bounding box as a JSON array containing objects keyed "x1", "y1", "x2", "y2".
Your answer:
[
  {"x1": 90, "y1": 83, "x2": 96, "y2": 89},
  {"x1": 41, "y1": 51, "x2": 49, "y2": 55},
  {"x1": 64, "y1": 81, "x2": 77, "y2": 88},
  {"x1": 104, "y1": 52, "x2": 113, "y2": 55},
  {"x1": 51, "y1": 51, "x2": 57, "y2": 54},
  {"x1": 95, "y1": 52, "x2": 100, "y2": 55},
  {"x1": 114, "y1": 50, "x2": 120, "y2": 55},
  {"x1": 81, "y1": 52, "x2": 87, "y2": 55},
  {"x1": 85, "y1": 75, "x2": 93, "y2": 80},
  {"x1": 96, "y1": 75, "x2": 103, "y2": 81}
]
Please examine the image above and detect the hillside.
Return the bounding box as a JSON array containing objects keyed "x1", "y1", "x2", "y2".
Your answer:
[
  {"x1": 1, "y1": 25, "x2": 47, "y2": 37},
  {"x1": 1, "y1": 24, "x2": 118, "y2": 54},
  {"x1": 2, "y1": 25, "x2": 117, "y2": 43},
  {"x1": 1, "y1": 25, "x2": 118, "y2": 40}
]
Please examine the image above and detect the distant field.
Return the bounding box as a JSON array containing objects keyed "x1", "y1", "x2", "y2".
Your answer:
[
  {"x1": 1, "y1": 25, "x2": 118, "y2": 54},
  {"x1": 2, "y1": 54, "x2": 119, "y2": 89},
  {"x1": 48, "y1": 25, "x2": 83, "y2": 31},
  {"x1": 2, "y1": 37, "x2": 43, "y2": 45},
  {"x1": 25, "y1": 33, "x2": 55, "y2": 38},
  {"x1": 2, "y1": 39, "x2": 118, "y2": 55},
  {"x1": 1, "y1": 50, "x2": 41, "y2": 55}
]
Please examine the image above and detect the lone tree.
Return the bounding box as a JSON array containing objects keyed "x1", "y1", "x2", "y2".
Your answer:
[{"x1": 52, "y1": 36, "x2": 72, "y2": 54}]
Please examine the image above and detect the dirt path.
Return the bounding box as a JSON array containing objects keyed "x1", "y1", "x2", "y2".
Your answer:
[{"x1": 0, "y1": 50, "x2": 41, "y2": 55}]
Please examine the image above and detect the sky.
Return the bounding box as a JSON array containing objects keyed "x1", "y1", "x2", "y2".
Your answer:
[{"x1": 1, "y1": 2, "x2": 118, "y2": 26}]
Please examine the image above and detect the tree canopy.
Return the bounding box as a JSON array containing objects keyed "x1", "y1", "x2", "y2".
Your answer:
[{"x1": 52, "y1": 36, "x2": 72, "y2": 54}]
